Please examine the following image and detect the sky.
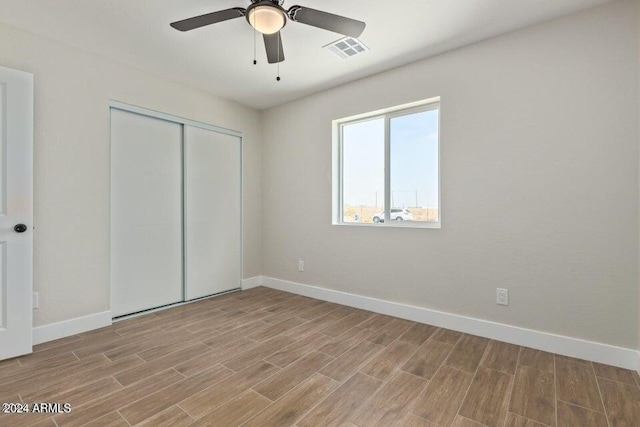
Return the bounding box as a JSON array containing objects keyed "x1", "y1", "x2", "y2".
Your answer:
[{"x1": 342, "y1": 108, "x2": 439, "y2": 209}]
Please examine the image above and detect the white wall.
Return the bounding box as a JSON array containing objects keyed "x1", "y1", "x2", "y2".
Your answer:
[
  {"x1": 637, "y1": 0, "x2": 640, "y2": 353},
  {"x1": 262, "y1": 0, "x2": 639, "y2": 349},
  {"x1": 0, "y1": 24, "x2": 263, "y2": 327}
]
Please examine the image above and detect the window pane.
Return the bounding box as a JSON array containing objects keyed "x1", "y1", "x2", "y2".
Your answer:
[
  {"x1": 342, "y1": 118, "x2": 385, "y2": 224},
  {"x1": 390, "y1": 109, "x2": 439, "y2": 223}
]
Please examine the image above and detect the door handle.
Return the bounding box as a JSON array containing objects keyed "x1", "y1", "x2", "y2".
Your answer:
[{"x1": 14, "y1": 224, "x2": 27, "y2": 233}]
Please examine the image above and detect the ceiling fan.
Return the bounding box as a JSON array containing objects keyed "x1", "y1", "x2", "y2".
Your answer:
[{"x1": 170, "y1": 0, "x2": 366, "y2": 64}]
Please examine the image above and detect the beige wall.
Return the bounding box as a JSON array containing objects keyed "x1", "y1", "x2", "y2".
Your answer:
[
  {"x1": 262, "y1": 0, "x2": 640, "y2": 348},
  {"x1": 0, "y1": 24, "x2": 263, "y2": 327}
]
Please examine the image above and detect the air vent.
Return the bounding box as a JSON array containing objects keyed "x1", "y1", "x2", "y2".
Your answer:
[{"x1": 324, "y1": 37, "x2": 369, "y2": 59}]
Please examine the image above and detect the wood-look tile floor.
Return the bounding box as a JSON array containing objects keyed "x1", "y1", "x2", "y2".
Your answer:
[{"x1": 1, "y1": 287, "x2": 639, "y2": 427}]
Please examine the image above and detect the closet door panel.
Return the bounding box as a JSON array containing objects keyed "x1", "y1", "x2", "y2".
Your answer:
[
  {"x1": 185, "y1": 126, "x2": 241, "y2": 300},
  {"x1": 110, "y1": 109, "x2": 183, "y2": 317}
]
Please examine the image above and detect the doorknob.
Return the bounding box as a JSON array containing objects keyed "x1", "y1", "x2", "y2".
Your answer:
[{"x1": 14, "y1": 224, "x2": 27, "y2": 233}]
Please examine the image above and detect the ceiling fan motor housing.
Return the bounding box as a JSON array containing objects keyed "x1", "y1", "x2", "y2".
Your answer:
[
  {"x1": 246, "y1": 0, "x2": 288, "y2": 34},
  {"x1": 250, "y1": 0, "x2": 285, "y2": 4}
]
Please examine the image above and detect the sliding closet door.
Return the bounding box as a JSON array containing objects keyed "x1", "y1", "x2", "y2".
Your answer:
[
  {"x1": 110, "y1": 109, "x2": 183, "y2": 317},
  {"x1": 185, "y1": 126, "x2": 241, "y2": 300}
]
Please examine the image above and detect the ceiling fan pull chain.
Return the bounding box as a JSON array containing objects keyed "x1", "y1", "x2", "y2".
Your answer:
[
  {"x1": 276, "y1": 31, "x2": 281, "y2": 81},
  {"x1": 252, "y1": 12, "x2": 257, "y2": 65},
  {"x1": 253, "y1": 29, "x2": 257, "y2": 65}
]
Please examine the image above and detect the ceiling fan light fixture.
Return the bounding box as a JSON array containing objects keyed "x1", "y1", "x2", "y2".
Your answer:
[{"x1": 247, "y1": 5, "x2": 286, "y2": 35}]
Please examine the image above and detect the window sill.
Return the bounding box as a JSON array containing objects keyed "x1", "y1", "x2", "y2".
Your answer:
[{"x1": 332, "y1": 221, "x2": 441, "y2": 229}]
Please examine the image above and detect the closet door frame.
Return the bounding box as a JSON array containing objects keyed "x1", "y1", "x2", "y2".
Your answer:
[{"x1": 109, "y1": 100, "x2": 243, "y2": 316}]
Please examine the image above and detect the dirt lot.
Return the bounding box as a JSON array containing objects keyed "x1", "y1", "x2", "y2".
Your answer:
[{"x1": 343, "y1": 206, "x2": 439, "y2": 223}]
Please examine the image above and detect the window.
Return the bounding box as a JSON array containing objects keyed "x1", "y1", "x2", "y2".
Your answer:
[{"x1": 334, "y1": 99, "x2": 440, "y2": 228}]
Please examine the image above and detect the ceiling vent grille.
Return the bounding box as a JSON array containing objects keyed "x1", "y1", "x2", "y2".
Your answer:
[{"x1": 324, "y1": 37, "x2": 369, "y2": 59}]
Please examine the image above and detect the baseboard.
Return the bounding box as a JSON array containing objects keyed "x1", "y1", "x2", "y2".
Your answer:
[
  {"x1": 33, "y1": 311, "x2": 112, "y2": 345},
  {"x1": 241, "y1": 276, "x2": 263, "y2": 290},
  {"x1": 260, "y1": 276, "x2": 640, "y2": 371}
]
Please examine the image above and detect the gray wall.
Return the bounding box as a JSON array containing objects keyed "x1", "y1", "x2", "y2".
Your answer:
[
  {"x1": 0, "y1": 23, "x2": 263, "y2": 327},
  {"x1": 261, "y1": 0, "x2": 640, "y2": 348}
]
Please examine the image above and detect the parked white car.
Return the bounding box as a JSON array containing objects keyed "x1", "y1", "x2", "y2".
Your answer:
[{"x1": 372, "y1": 208, "x2": 413, "y2": 223}]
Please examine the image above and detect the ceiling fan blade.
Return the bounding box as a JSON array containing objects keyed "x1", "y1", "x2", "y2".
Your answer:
[
  {"x1": 264, "y1": 32, "x2": 285, "y2": 64},
  {"x1": 288, "y1": 6, "x2": 365, "y2": 38},
  {"x1": 170, "y1": 8, "x2": 246, "y2": 32}
]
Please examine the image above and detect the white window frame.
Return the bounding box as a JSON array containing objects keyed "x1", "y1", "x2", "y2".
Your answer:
[{"x1": 332, "y1": 97, "x2": 441, "y2": 229}]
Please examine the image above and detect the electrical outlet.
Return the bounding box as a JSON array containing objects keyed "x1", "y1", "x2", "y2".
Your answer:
[
  {"x1": 496, "y1": 288, "x2": 509, "y2": 306},
  {"x1": 32, "y1": 292, "x2": 39, "y2": 309},
  {"x1": 298, "y1": 260, "x2": 304, "y2": 272}
]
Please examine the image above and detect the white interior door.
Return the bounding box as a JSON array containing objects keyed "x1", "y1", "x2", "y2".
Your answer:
[
  {"x1": 0, "y1": 66, "x2": 33, "y2": 360},
  {"x1": 110, "y1": 109, "x2": 183, "y2": 317},
  {"x1": 185, "y1": 126, "x2": 241, "y2": 300}
]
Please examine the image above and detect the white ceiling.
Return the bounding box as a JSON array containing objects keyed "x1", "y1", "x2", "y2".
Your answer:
[{"x1": 0, "y1": 0, "x2": 613, "y2": 109}]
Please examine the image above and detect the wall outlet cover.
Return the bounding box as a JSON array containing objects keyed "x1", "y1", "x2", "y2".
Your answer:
[{"x1": 496, "y1": 288, "x2": 509, "y2": 306}]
